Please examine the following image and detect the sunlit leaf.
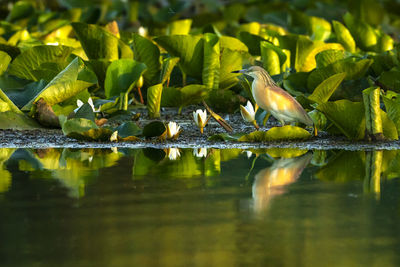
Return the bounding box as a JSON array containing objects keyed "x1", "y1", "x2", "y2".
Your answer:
[
  {"x1": 381, "y1": 110, "x2": 398, "y2": 140},
  {"x1": 315, "y1": 49, "x2": 345, "y2": 68},
  {"x1": 202, "y1": 33, "x2": 220, "y2": 89},
  {"x1": 295, "y1": 36, "x2": 343, "y2": 72},
  {"x1": 166, "y1": 19, "x2": 192, "y2": 35},
  {"x1": 147, "y1": 83, "x2": 163, "y2": 118},
  {"x1": 260, "y1": 41, "x2": 286, "y2": 75},
  {"x1": 238, "y1": 126, "x2": 311, "y2": 142},
  {"x1": 219, "y1": 48, "x2": 247, "y2": 89},
  {"x1": 0, "y1": 111, "x2": 40, "y2": 130},
  {"x1": 132, "y1": 33, "x2": 161, "y2": 85},
  {"x1": 219, "y1": 36, "x2": 248, "y2": 52},
  {"x1": 317, "y1": 100, "x2": 365, "y2": 140},
  {"x1": 332, "y1": 20, "x2": 356, "y2": 53},
  {"x1": 343, "y1": 12, "x2": 377, "y2": 51},
  {"x1": 160, "y1": 57, "x2": 179, "y2": 85},
  {"x1": 104, "y1": 58, "x2": 147, "y2": 98},
  {"x1": 0, "y1": 87, "x2": 23, "y2": 114},
  {"x1": 22, "y1": 57, "x2": 96, "y2": 110},
  {"x1": 307, "y1": 58, "x2": 373, "y2": 90},
  {"x1": 71, "y1": 22, "x2": 119, "y2": 60},
  {"x1": 308, "y1": 72, "x2": 346, "y2": 103},
  {"x1": 8, "y1": 45, "x2": 73, "y2": 81},
  {"x1": 0, "y1": 51, "x2": 11, "y2": 75},
  {"x1": 154, "y1": 35, "x2": 204, "y2": 79}
]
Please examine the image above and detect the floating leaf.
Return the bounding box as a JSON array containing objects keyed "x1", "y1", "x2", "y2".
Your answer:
[
  {"x1": 154, "y1": 35, "x2": 204, "y2": 79},
  {"x1": 378, "y1": 70, "x2": 400, "y2": 92},
  {"x1": 381, "y1": 110, "x2": 398, "y2": 140},
  {"x1": 104, "y1": 59, "x2": 147, "y2": 98},
  {"x1": 147, "y1": 83, "x2": 163, "y2": 118},
  {"x1": 219, "y1": 48, "x2": 247, "y2": 89},
  {"x1": 132, "y1": 33, "x2": 161, "y2": 85},
  {"x1": 317, "y1": 100, "x2": 365, "y2": 140},
  {"x1": 308, "y1": 72, "x2": 346, "y2": 103},
  {"x1": 382, "y1": 94, "x2": 400, "y2": 131},
  {"x1": 22, "y1": 58, "x2": 96, "y2": 110},
  {"x1": 74, "y1": 103, "x2": 95, "y2": 122},
  {"x1": 8, "y1": 45, "x2": 73, "y2": 81},
  {"x1": 238, "y1": 126, "x2": 311, "y2": 142},
  {"x1": 332, "y1": 20, "x2": 356, "y2": 53},
  {"x1": 202, "y1": 33, "x2": 220, "y2": 89},
  {"x1": 115, "y1": 121, "x2": 142, "y2": 138},
  {"x1": 142, "y1": 121, "x2": 166, "y2": 138}
]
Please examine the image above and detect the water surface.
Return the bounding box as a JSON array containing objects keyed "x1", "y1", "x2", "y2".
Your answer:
[{"x1": 1, "y1": 148, "x2": 400, "y2": 266}]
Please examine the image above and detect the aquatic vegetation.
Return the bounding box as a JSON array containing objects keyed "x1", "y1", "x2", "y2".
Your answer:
[{"x1": 0, "y1": 1, "x2": 399, "y2": 141}]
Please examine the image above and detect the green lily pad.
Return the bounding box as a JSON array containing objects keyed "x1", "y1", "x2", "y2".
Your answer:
[
  {"x1": 315, "y1": 49, "x2": 345, "y2": 68},
  {"x1": 0, "y1": 87, "x2": 23, "y2": 114},
  {"x1": 142, "y1": 121, "x2": 166, "y2": 138},
  {"x1": 238, "y1": 126, "x2": 311, "y2": 142},
  {"x1": 166, "y1": 19, "x2": 192, "y2": 35},
  {"x1": 332, "y1": 20, "x2": 356, "y2": 52},
  {"x1": 115, "y1": 122, "x2": 142, "y2": 138},
  {"x1": 0, "y1": 51, "x2": 11, "y2": 76}
]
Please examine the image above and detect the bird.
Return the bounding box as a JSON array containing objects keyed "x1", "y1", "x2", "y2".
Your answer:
[{"x1": 233, "y1": 66, "x2": 317, "y2": 136}]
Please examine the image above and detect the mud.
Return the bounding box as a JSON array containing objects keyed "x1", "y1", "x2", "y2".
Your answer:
[{"x1": 1, "y1": 108, "x2": 399, "y2": 151}]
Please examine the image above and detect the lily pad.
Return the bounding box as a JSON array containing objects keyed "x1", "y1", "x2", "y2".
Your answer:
[
  {"x1": 308, "y1": 72, "x2": 346, "y2": 103},
  {"x1": 238, "y1": 126, "x2": 311, "y2": 142},
  {"x1": 0, "y1": 51, "x2": 11, "y2": 76},
  {"x1": 142, "y1": 121, "x2": 166, "y2": 138},
  {"x1": 0, "y1": 111, "x2": 40, "y2": 130},
  {"x1": 147, "y1": 83, "x2": 163, "y2": 118},
  {"x1": 202, "y1": 33, "x2": 220, "y2": 89}
]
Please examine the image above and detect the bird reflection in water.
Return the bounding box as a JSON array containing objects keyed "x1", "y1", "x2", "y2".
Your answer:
[{"x1": 252, "y1": 152, "x2": 312, "y2": 213}]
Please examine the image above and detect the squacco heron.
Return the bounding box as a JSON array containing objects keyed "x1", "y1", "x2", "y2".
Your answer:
[{"x1": 233, "y1": 66, "x2": 317, "y2": 135}]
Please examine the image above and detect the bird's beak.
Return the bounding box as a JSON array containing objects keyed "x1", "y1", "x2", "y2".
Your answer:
[{"x1": 231, "y1": 69, "x2": 245, "y2": 74}]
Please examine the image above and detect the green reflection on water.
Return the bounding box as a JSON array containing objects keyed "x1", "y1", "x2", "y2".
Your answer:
[{"x1": 1, "y1": 148, "x2": 400, "y2": 266}]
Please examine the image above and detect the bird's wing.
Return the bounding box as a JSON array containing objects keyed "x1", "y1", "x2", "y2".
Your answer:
[{"x1": 267, "y1": 86, "x2": 313, "y2": 125}]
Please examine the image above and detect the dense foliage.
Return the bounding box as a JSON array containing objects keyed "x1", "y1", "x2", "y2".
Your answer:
[{"x1": 1, "y1": 0, "x2": 400, "y2": 141}]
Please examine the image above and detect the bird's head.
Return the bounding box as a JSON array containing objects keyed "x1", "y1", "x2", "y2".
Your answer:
[{"x1": 232, "y1": 66, "x2": 268, "y2": 79}]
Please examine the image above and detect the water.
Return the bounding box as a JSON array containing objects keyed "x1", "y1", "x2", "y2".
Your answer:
[{"x1": 1, "y1": 148, "x2": 400, "y2": 266}]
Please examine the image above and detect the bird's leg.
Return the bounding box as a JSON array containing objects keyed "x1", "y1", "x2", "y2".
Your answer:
[{"x1": 313, "y1": 125, "x2": 318, "y2": 137}]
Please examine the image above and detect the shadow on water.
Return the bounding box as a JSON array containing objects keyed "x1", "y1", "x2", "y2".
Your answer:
[{"x1": 1, "y1": 147, "x2": 400, "y2": 266}]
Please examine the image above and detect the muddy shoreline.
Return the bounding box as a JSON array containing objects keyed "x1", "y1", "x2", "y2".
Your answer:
[{"x1": 1, "y1": 108, "x2": 399, "y2": 151}]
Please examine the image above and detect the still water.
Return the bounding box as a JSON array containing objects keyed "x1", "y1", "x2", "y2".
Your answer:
[{"x1": 1, "y1": 147, "x2": 400, "y2": 266}]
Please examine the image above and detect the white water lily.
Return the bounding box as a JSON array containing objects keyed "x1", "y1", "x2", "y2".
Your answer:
[
  {"x1": 166, "y1": 148, "x2": 181, "y2": 160},
  {"x1": 240, "y1": 101, "x2": 259, "y2": 129},
  {"x1": 193, "y1": 109, "x2": 208, "y2": 134},
  {"x1": 110, "y1": 130, "x2": 118, "y2": 142},
  {"x1": 166, "y1": 121, "x2": 181, "y2": 139},
  {"x1": 74, "y1": 97, "x2": 100, "y2": 113},
  {"x1": 111, "y1": 147, "x2": 118, "y2": 153},
  {"x1": 193, "y1": 148, "x2": 207, "y2": 158},
  {"x1": 246, "y1": 151, "x2": 253, "y2": 158}
]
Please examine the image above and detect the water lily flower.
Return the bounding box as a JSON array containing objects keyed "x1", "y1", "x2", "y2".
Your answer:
[
  {"x1": 74, "y1": 97, "x2": 100, "y2": 113},
  {"x1": 246, "y1": 151, "x2": 253, "y2": 158},
  {"x1": 240, "y1": 101, "x2": 259, "y2": 129},
  {"x1": 110, "y1": 130, "x2": 118, "y2": 142},
  {"x1": 193, "y1": 109, "x2": 208, "y2": 134},
  {"x1": 166, "y1": 121, "x2": 181, "y2": 139},
  {"x1": 165, "y1": 148, "x2": 181, "y2": 160},
  {"x1": 193, "y1": 148, "x2": 207, "y2": 158}
]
